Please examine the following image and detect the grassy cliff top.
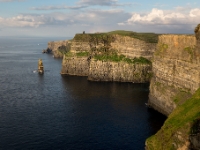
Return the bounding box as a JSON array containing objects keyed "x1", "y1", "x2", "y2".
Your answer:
[
  {"x1": 73, "y1": 30, "x2": 159, "y2": 43},
  {"x1": 108, "y1": 30, "x2": 159, "y2": 43},
  {"x1": 146, "y1": 88, "x2": 200, "y2": 149}
]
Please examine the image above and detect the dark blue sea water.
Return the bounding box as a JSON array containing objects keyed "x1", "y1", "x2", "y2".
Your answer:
[{"x1": 0, "y1": 37, "x2": 166, "y2": 150}]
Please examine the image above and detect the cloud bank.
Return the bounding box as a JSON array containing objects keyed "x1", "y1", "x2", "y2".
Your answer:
[{"x1": 120, "y1": 8, "x2": 200, "y2": 26}]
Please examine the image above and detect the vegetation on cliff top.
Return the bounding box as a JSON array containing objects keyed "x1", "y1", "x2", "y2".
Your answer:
[
  {"x1": 146, "y1": 88, "x2": 200, "y2": 150},
  {"x1": 94, "y1": 53, "x2": 151, "y2": 64},
  {"x1": 108, "y1": 30, "x2": 159, "y2": 43},
  {"x1": 73, "y1": 30, "x2": 159, "y2": 43}
]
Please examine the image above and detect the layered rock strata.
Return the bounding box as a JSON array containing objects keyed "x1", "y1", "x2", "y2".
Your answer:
[
  {"x1": 61, "y1": 56, "x2": 152, "y2": 83},
  {"x1": 148, "y1": 34, "x2": 200, "y2": 116},
  {"x1": 48, "y1": 40, "x2": 70, "y2": 58},
  {"x1": 60, "y1": 33, "x2": 156, "y2": 83},
  {"x1": 70, "y1": 33, "x2": 157, "y2": 60},
  {"x1": 61, "y1": 56, "x2": 89, "y2": 76},
  {"x1": 111, "y1": 35, "x2": 156, "y2": 60},
  {"x1": 88, "y1": 59, "x2": 151, "y2": 83}
]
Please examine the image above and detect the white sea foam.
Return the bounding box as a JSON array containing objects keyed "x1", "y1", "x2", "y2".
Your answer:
[{"x1": 33, "y1": 70, "x2": 37, "y2": 73}]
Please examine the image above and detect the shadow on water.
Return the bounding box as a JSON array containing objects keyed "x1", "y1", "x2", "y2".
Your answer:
[{"x1": 59, "y1": 75, "x2": 167, "y2": 150}]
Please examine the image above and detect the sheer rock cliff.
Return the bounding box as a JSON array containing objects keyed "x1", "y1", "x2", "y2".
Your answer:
[
  {"x1": 146, "y1": 24, "x2": 200, "y2": 150},
  {"x1": 60, "y1": 32, "x2": 156, "y2": 83},
  {"x1": 148, "y1": 34, "x2": 199, "y2": 116}
]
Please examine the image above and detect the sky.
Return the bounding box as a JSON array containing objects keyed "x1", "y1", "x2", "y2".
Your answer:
[{"x1": 0, "y1": 0, "x2": 199, "y2": 37}]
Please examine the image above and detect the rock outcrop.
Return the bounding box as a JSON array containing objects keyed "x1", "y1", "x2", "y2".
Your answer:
[
  {"x1": 48, "y1": 40, "x2": 70, "y2": 58},
  {"x1": 38, "y1": 59, "x2": 44, "y2": 74}
]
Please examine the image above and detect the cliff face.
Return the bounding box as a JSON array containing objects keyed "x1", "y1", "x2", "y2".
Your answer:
[
  {"x1": 146, "y1": 88, "x2": 200, "y2": 150},
  {"x1": 148, "y1": 35, "x2": 200, "y2": 116},
  {"x1": 61, "y1": 55, "x2": 89, "y2": 76},
  {"x1": 111, "y1": 35, "x2": 156, "y2": 60},
  {"x1": 61, "y1": 56, "x2": 152, "y2": 83},
  {"x1": 60, "y1": 32, "x2": 155, "y2": 83},
  {"x1": 48, "y1": 40, "x2": 70, "y2": 58},
  {"x1": 146, "y1": 24, "x2": 200, "y2": 150},
  {"x1": 71, "y1": 33, "x2": 156, "y2": 60},
  {"x1": 88, "y1": 59, "x2": 151, "y2": 82}
]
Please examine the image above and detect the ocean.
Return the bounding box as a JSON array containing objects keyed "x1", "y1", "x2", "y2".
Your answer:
[{"x1": 0, "y1": 36, "x2": 166, "y2": 150}]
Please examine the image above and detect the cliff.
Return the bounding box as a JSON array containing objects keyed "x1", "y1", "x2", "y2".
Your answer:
[
  {"x1": 88, "y1": 59, "x2": 151, "y2": 82},
  {"x1": 146, "y1": 88, "x2": 200, "y2": 150},
  {"x1": 111, "y1": 34, "x2": 156, "y2": 60},
  {"x1": 48, "y1": 40, "x2": 71, "y2": 58},
  {"x1": 61, "y1": 52, "x2": 152, "y2": 83},
  {"x1": 145, "y1": 24, "x2": 200, "y2": 150},
  {"x1": 148, "y1": 34, "x2": 199, "y2": 116},
  {"x1": 60, "y1": 31, "x2": 157, "y2": 83},
  {"x1": 61, "y1": 55, "x2": 89, "y2": 76},
  {"x1": 70, "y1": 31, "x2": 158, "y2": 60}
]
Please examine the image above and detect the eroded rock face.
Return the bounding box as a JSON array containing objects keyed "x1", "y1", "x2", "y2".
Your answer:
[
  {"x1": 195, "y1": 24, "x2": 200, "y2": 41},
  {"x1": 61, "y1": 57, "x2": 152, "y2": 83},
  {"x1": 111, "y1": 35, "x2": 156, "y2": 60},
  {"x1": 61, "y1": 56, "x2": 89, "y2": 76},
  {"x1": 60, "y1": 33, "x2": 156, "y2": 83},
  {"x1": 38, "y1": 59, "x2": 44, "y2": 74},
  {"x1": 148, "y1": 34, "x2": 199, "y2": 116},
  {"x1": 88, "y1": 59, "x2": 152, "y2": 83},
  {"x1": 69, "y1": 34, "x2": 156, "y2": 60},
  {"x1": 48, "y1": 40, "x2": 69, "y2": 58}
]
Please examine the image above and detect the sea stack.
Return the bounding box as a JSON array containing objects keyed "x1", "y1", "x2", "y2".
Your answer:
[{"x1": 38, "y1": 59, "x2": 44, "y2": 74}]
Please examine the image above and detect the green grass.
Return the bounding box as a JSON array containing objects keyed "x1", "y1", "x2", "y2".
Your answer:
[
  {"x1": 73, "y1": 30, "x2": 159, "y2": 43},
  {"x1": 107, "y1": 30, "x2": 159, "y2": 43},
  {"x1": 94, "y1": 53, "x2": 151, "y2": 64},
  {"x1": 146, "y1": 88, "x2": 200, "y2": 150},
  {"x1": 64, "y1": 51, "x2": 90, "y2": 57},
  {"x1": 64, "y1": 51, "x2": 74, "y2": 57},
  {"x1": 154, "y1": 43, "x2": 168, "y2": 56},
  {"x1": 76, "y1": 51, "x2": 89, "y2": 57}
]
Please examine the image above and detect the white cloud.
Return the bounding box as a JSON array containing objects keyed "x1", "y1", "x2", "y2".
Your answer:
[
  {"x1": 0, "y1": 15, "x2": 44, "y2": 27},
  {"x1": 121, "y1": 8, "x2": 200, "y2": 25},
  {"x1": 0, "y1": 9, "x2": 130, "y2": 28}
]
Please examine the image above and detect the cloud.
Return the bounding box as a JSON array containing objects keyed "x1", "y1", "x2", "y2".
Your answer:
[
  {"x1": 77, "y1": 0, "x2": 133, "y2": 7},
  {"x1": 0, "y1": 8, "x2": 130, "y2": 29},
  {"x1": 0, "y1": 15, "x2": 44, "y2": 27},
  {"x1": 78, "y1": 0, "x2": 118, "y2": 6},
  {"x1": 31, "y1": 5, "x2": 88, "y2": 10},
  {"x1": 117, "y1": 8, "x2": 200, "y2": 33},
  {"x1": 121, "y1": 8, "x2": 200, "y2": 25},
  {"x1": 31, "y1": 0, "x2": 134, "y2": 11}
]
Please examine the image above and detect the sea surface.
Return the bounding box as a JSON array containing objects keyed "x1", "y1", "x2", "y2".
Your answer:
[{"x1": 0, "y1": 37, "x2": 166, "y2": 150}]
